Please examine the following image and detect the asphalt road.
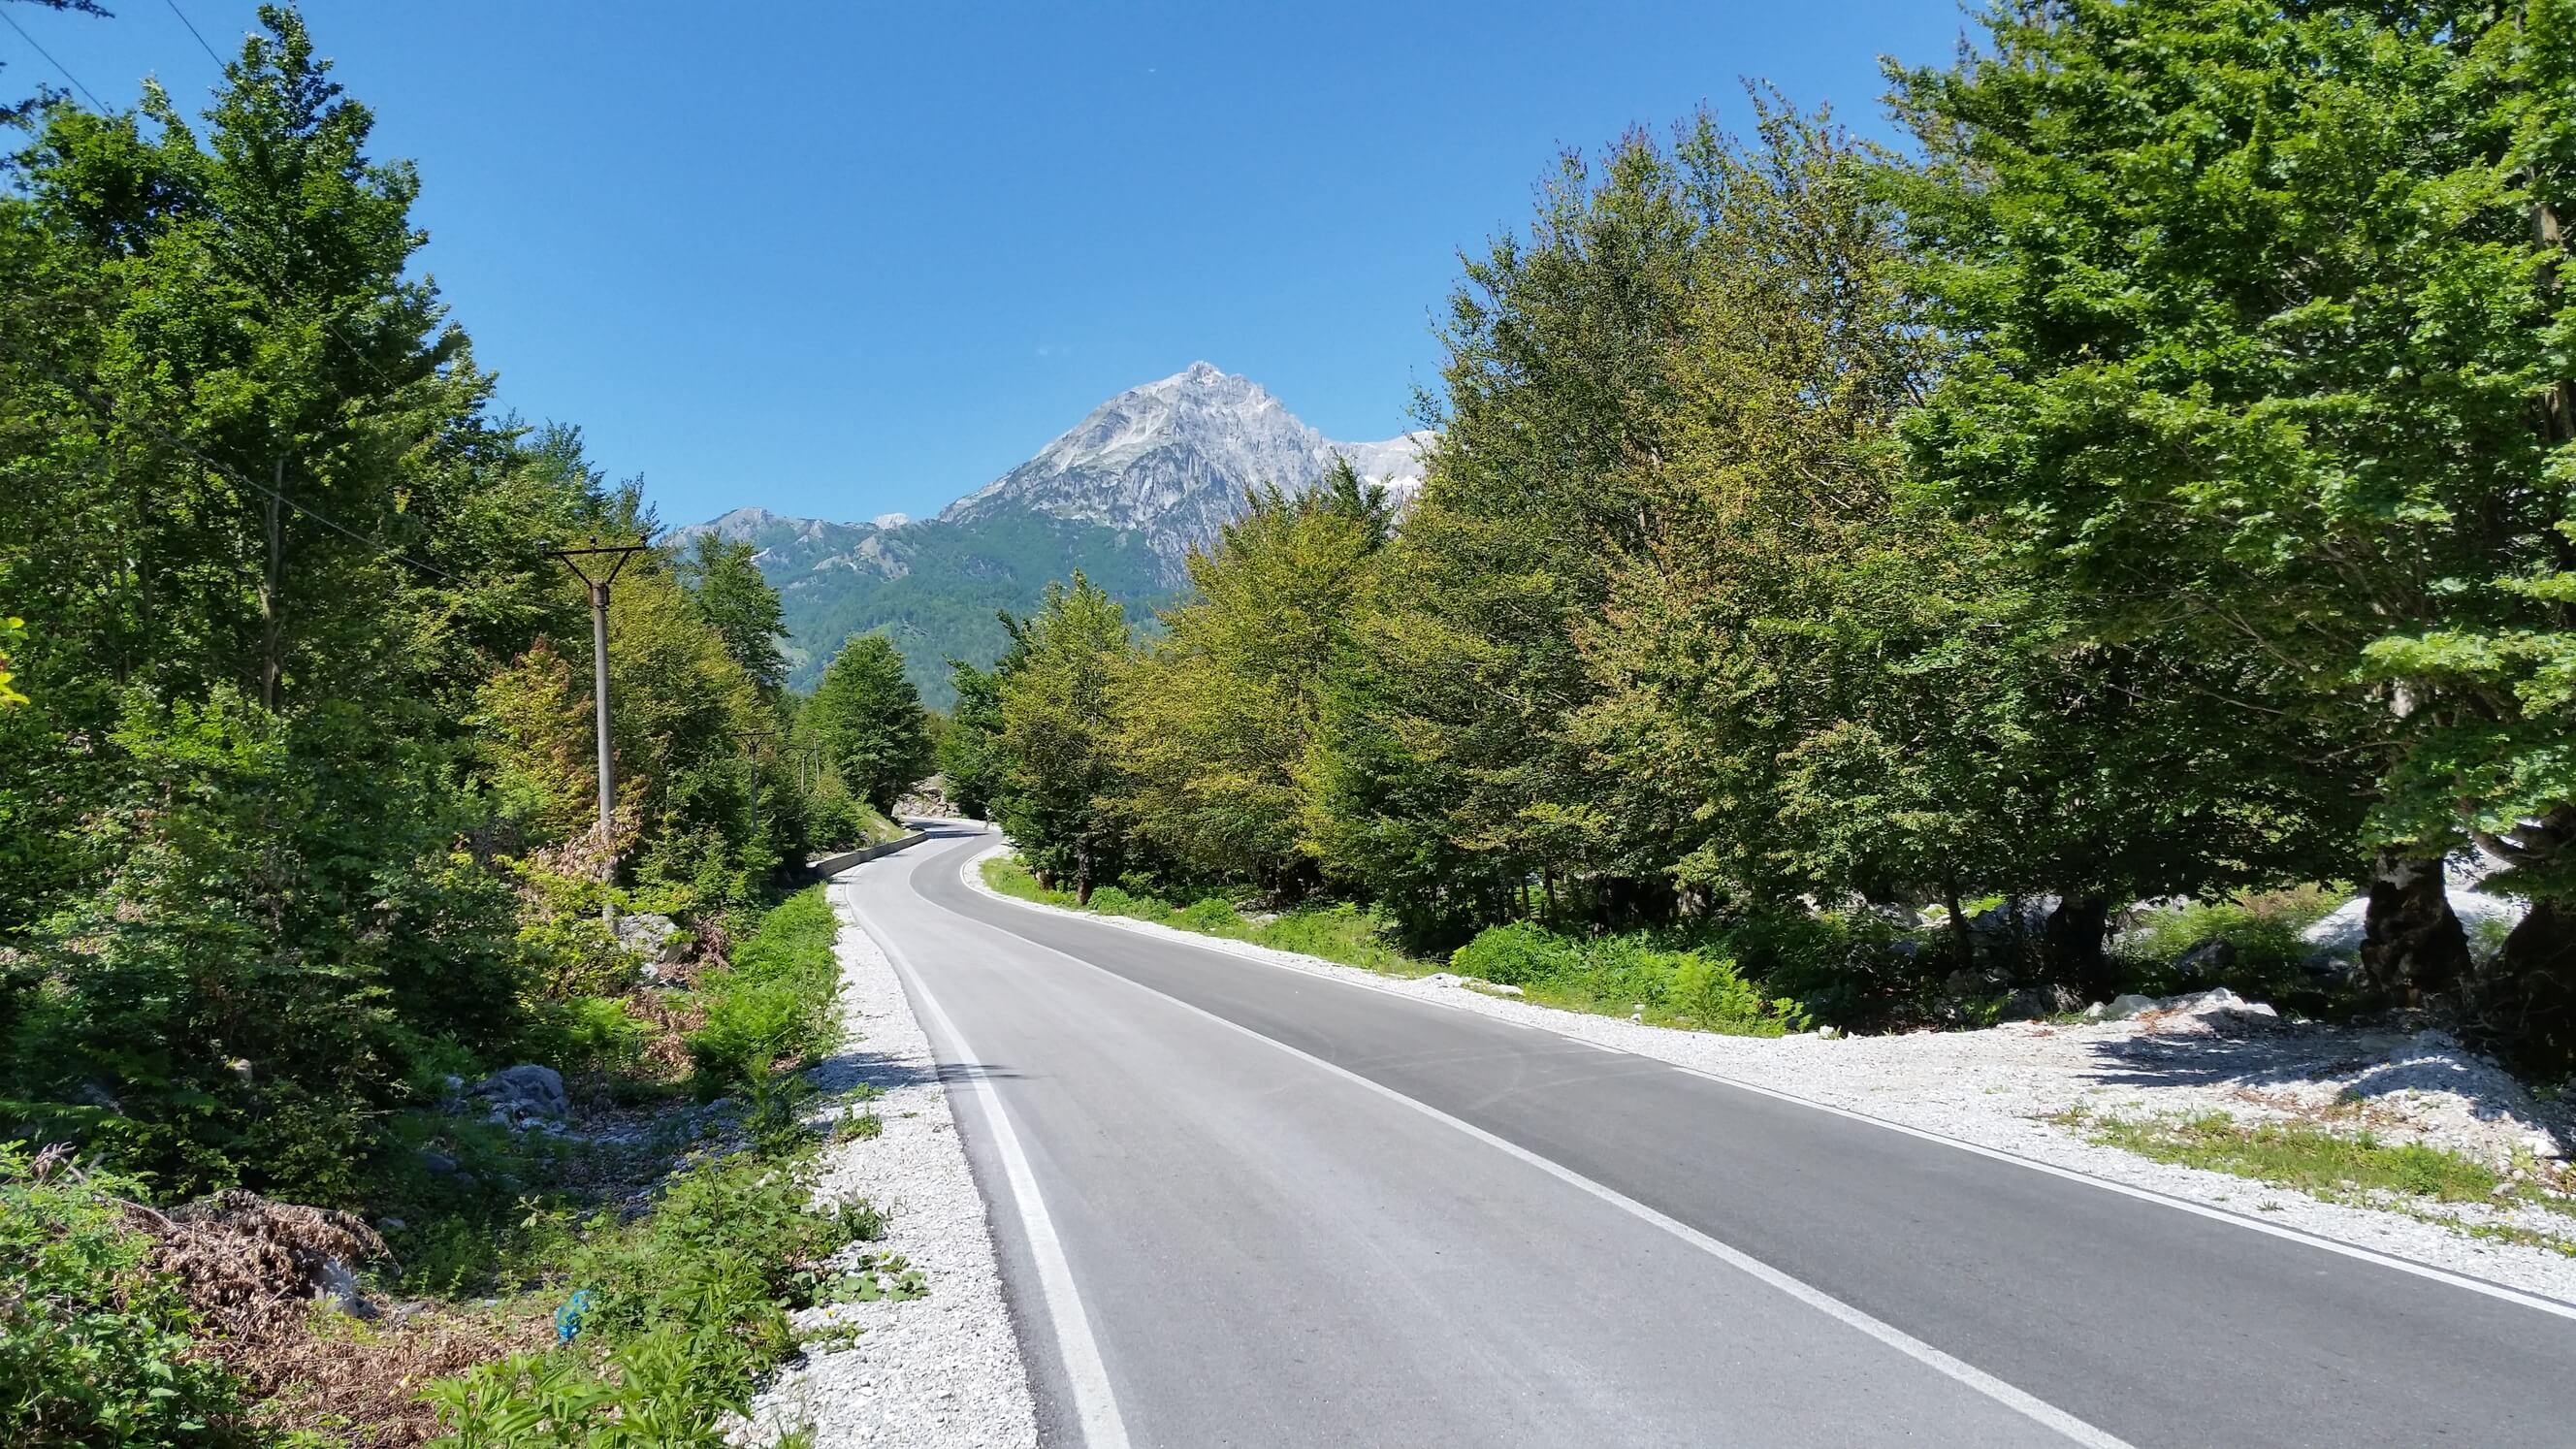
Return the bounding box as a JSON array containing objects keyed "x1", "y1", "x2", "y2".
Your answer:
[{"x1": 842, "y1": 823, "x2": 2576, "y2": 1448}]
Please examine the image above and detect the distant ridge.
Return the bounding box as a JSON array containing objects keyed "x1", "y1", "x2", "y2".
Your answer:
[{"x1": 675, "y1": 365, "x2": 1429, "y2": 704}]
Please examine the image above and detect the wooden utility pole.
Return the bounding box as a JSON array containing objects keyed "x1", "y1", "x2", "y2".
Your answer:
[
  {"x1": 546, "y1": 536, "x2": 651, "y2": 925},
  {"x1": 259, "y1": 460, "x2": 285, "y2": 711}
]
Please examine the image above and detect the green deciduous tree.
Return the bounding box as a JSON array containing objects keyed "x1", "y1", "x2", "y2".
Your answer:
[
  {"x1": 994, "y1": 575, "x2": 1135, "y2": 903},
  {"x1": 1120, "y1": 465, "x2": 1391, "y2": 896},
  {"x1": 678, "y1": 532, "x2": 789, "y2": 692},
  {"x1": 1317, "y1": 128, "x2": 1712, "y2": 942},
  {"x1": 806, "y1": 632, "x2": 933, "y2": 814},
  {"x1": 1890, "y1": 0, "x2": 2576, "y2": 1014}
]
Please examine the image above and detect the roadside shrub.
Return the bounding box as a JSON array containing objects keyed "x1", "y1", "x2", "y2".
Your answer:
[
  {"x1": 686, "y1": 888, "x2": 840, "y2": 1092},
  {"x1": 1451, "y1": 921, "x2": 1582, "y2": 986},
  {"x1": 1723, "y1": 908, "x2": 1922, "y2": 1027},
  {"x1": 2116, "y1": 886, "x2": 2344, "y2": 1001},
  {"x1": 1171, "y1": 897, "x2": 1242, "y2": 934},
  {"x1": 1664, "y1": 950, "x2": 1767, "y2": 1030},
  {"x1": 1252, "y1": 903, "x2": 1418, "y2": 973},
  {"x1": 0, "y1": 1144, "x2": 254, "y2": 1447},
  {"x1": 1083, "y1": 886, "x2": 1153, "y2": 918},
  {"x1": 1452, "y1": 924, "x2": 1806, "y2": 1036}
]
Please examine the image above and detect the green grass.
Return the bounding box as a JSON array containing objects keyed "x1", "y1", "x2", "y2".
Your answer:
[
  {"x1": 980, "y1": 854, "x2": 1807, "y2": 1036},
  {"x1": 982, "y1": 855, "x2": 1429, "y2": 975},
  {"x1": 686, "y1": 886, "x2": 844, "y2": 1093},
  {"x1": 2061, "y1": 1108, "x2": 2576, "y2": 1252}
]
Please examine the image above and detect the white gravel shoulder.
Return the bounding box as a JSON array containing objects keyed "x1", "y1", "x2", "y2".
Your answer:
[
  {"x1": 739, "y1": 877, "x2": 1038, "y2": 1449},
  {"x1": 960, "y1": 842, "x2": 2576, "y2": 1304}
]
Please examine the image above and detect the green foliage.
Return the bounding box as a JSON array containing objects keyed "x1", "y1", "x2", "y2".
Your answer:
[
  {"x1": 0, "y1": 617, "x2": 23, "y2": 707},
  {"x1": 1449, "y1": 924, "x2": 1802, "y2": 1035},
  {"x1": 992, "y1": 575, "x2": 1137, "y2": 899},
  {"x1": 1888, "y1": 0, "x2": 2575, "y2": 996},
  {"x1": 424, "y1": 1145, "x2": 875, "y2": 1445},
  {"x1": 805, "y1": 632, "x2": 934, "y2": 815},
  {"x1": 685, "y1": 888, "x2": 841, "y2": 1094},
  {"x1": 938, "y1": 653, "x2": 1011, "y2": 820},
  {"x1": 676, "y1": 534, "x2": 789, "y2": 693},
  {"x1": 1446, "y1": 922, "x2": 1580, "y2": 988},
  {"x1": 0, "y1": 1144, "x2": 253, "y2": 1447},
  {"x1": 1118, "y1": 468, "x2": 1391, "y2": 895}
]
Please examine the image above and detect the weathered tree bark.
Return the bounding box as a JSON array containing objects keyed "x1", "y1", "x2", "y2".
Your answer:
[
  {"x1": 2497, "y1": 899, "x2": 2576, "y2": 988},
  {"x1": 2359, "y1": 852, "x2": 2471, "y2": 1000},
  {"x1": 1074, "y1": 838, "x2": 1096, "y2": 907},
  {"x1": 1943, "y1": 872, "x2": 1974, "y2": 974},
  {"x1": 259, "y1": 460, "x2": 285, "y2": 712},
  {"x1": 2044, "y1": 894, "x2": 2112, "y2": 994},
  {"x1": 2469, "y1": 899, "x2": 2576, "y2": 1074}
]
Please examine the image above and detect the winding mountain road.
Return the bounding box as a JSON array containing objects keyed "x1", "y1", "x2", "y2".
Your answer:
[{"x1": 840, "y1": 823, "x2": 2576, "y2": 1448}]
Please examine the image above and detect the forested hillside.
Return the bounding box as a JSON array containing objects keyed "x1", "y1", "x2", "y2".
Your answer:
[
  {"x1": 682, "y1": 504, "x2": 1171, "y2": 703},
  {"x1": 960, "y1": 1, "x2": 2576, "y2": 1075},
  {"x1": 676, "y1": 363, "x2": 1428, "y2": 704}
]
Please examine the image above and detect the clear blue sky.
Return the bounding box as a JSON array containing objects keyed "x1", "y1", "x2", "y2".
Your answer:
[{"x1": 11, "y1": 1, "x2": 1965, "y2": 528}]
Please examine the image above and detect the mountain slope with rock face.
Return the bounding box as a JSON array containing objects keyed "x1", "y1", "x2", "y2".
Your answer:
[
  {"x1": 677, "y1": 364, "x2": 1429, "y2": 704},
  {"x1": 941, "y1": 361, "x2": 1428, "y2": 557}
]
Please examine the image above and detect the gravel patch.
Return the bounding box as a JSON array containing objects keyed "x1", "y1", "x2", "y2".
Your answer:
[
  {"x1": 739, "y1": 878, "x2": 1038, "y2": 1449},
  {"x1": 961, "y1": 841, "x2": 2576, "y2": 1304}
]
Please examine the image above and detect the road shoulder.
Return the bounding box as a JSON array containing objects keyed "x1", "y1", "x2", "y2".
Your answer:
[
  {"x1": 741, "y1": 873, "x2": 1040, "y2": 1448},
  {"x1": 952, "y1": 839, "x2": 2576, "y2": 1307}
]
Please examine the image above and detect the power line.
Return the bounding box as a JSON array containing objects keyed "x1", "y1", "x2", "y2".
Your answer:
[
  {"x1": 0, "y1": 27, "x2": 445, "y2": 572},
  {"x1": 0, "y1": 7, "x2": 107, "y2": 111},
  {"x1": 0, "y1": 331, "x2": 462, "y2": 583},
  {"x1": 19, "y1": 7, "x2": 415, "y2": 402},
  {"x1": 160, "y1": 0, "x2": 224, "y2": 68}
]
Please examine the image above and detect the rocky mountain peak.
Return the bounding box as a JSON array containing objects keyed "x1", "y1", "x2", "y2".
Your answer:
[{"x1": 935, "y1": 364, "x2": 1424, "y2": 559}]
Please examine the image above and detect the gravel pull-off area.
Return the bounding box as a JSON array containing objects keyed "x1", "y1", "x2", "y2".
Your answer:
[
  {"x1": 962, "y1": 843, "x2": 2576, "y2": 1304},
  {"x1": 738, "y1": 878, "x2": 1038, "y2": 1449}
]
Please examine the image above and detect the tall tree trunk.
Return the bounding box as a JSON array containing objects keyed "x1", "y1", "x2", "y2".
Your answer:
[
  {"x1": 2359, "y1": 852, "x2": 2471, "y2": 1001},
  {"x1": 258, "y1": 460, "x2": 285, "y2": 712},
  {"x1": 2478, "y1": 899, "x2": 2576, "y2": 1072},
  {"x1": 2045, "y1": 895, "x2": 2112, "y2": 995},
  {"x1": 1944, "y1": 871, "x2": 1974, "y2": 974},
  {"x1": 1074, "y1": 837, "x2": 1095, "y2": 908}
]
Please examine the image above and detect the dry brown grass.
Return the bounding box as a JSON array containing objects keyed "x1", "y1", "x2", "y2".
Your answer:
[
  {"x1": 120, "y1": 1189, "x2": 542, "y2": 1446},
  {"x1": 236, "y1": 1305, "x2": 545, "y2": 1447}
]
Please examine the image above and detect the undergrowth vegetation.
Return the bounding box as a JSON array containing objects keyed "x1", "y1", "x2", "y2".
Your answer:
[
  {"x1": 984, "y1": 854, "x2": 1817, "y2": 1035},
  {"x1": 983, "y1": 855, "x2": 1421, "y2": 975},
  {"x1": 2061, "y1": 1109, "x2": 2576, "y2": 1255},
  {"x1": 7, "y1": 877, "x2": 871, "y2": 1446},
  {"x1": 0, "y1": 1146, "x2": 255, "y2": 1447}
]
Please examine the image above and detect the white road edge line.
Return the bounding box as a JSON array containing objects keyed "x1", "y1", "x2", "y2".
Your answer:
[
  {"x1": 860, "y1": 911, "x2": 1134, "y2": 1449},
  {"x1": 959, "y1": 902, "x2": 2135, "y2": 1449},
  {"x1": 950, "y1": 837, "x2": 2576, "y2": 1323}
]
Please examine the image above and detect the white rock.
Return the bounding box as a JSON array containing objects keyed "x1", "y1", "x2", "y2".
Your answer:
[{"x1": 2102, "y1": 994, "x2": 2161, "y2": 1022}]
